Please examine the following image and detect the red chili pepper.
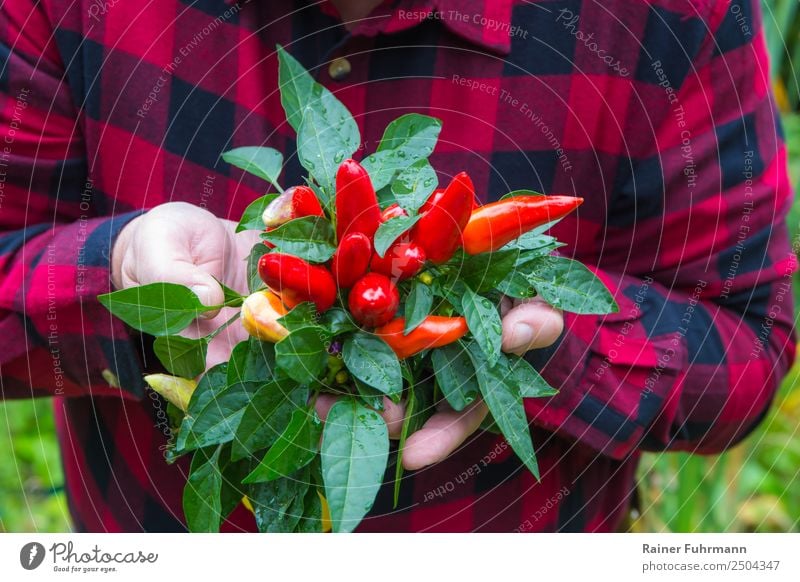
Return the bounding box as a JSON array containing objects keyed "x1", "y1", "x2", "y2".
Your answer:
[
  {"x1": 335, "y1": 159, "x2": 381, "y2": 241},
  {"x1": 258, "y1": 253, "x2": 337, "y2": 312},
  {"x1": 419, "y1": 188, "x2": 479, "y2": 214},
  {"x1": 462, "y1": 195, "x2": 584, "y2": 255},
  {"x1": 410, "y1": 172, "x2": 474, "y2": 264},
  {"x1": 370, "y1": 242, "x2": 426, "y2": 281},
  {"x1": 331, "y1": 232, "x2": 372, "y2": 289},
  {"x1": 262, "y1": 186, "x2": 323, "y2": 227},
  {"x1": 374, "y1": 316, "x2": 468, "y2": 359},
  {"x1": 348, "y1": 273, "x2": 400, "y2": 328}
]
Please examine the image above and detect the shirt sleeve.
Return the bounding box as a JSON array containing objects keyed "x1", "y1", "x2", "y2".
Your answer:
[
  {"x1": 0, "y1": 1, "x2": 145, "y2": 400},
  {"x1": 525, "y1": 0, "x2": 797, "y2": 459}
]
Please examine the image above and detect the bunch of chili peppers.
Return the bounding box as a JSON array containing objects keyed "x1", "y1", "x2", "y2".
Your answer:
[{"x1": 245, "y1": 157, "x2": 583, "y2": 357}]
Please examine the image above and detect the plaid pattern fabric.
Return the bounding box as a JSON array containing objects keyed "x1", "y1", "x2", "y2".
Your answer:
[{"x1": 0, "y1": 0, "x2": 795, "y2": 532}]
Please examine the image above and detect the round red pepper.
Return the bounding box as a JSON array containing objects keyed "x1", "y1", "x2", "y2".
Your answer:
[
  {"x1": 348, "y1": 273, "x2": 400, "y2": 328},
  {"x1": 331, "y1": 232, "x2": 372, "y2": 289},
  {"x1": 462, "y1": 195, "x2": 584, "y2": 254},
  {"x1": 262, "y1": 186, "x2": 324, "y2": 227},
  {"x1": 335, "y1": 159, "x2": 381, "y2": 241},
  {"x1": 410, "y1": 172, "x2": 474, "y2": 264},
  {"x1": 370, "y1": 242, "x2": 426, "y2": 281},
  {"x1": 374, "y1": 316, "x2": 468, "y2": 359},
  {"x1": 258, "y1": 253, "x2": 337, "y2": 313}
]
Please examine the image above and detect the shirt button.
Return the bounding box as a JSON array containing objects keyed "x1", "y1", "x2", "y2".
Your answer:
[{"x1": 328, "y1": 57, "x2": 351, "y2": 81}]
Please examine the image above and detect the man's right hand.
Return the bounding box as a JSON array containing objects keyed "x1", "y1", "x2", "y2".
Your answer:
[{"x1": 111, "y1": 202, "x2": 260, "y2": 369}]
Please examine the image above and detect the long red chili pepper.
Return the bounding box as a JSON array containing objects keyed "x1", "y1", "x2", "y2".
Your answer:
[
  {"x1": 331, "y1": 232, "x2": 372, "y2": 289},
  {"x1": 335, "y1": 159, "x2": 381, "y2": 241},
  {"x1": 374, "y1": 316, "x2": 468, "y2": 359},
  {"x1": 258, "y1": 253, "x2": 337, "y2": 312},
  {"x1": 410, "y1": 172, "x2": 474, "y2": 264},
  {"x1": 462, "y1": 195, "x2": 584, "y2": 255}
]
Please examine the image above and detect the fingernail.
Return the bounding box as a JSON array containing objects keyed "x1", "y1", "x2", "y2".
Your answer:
[{"x1": 511, "y1": 322, "x2": 534, "y2": 349}]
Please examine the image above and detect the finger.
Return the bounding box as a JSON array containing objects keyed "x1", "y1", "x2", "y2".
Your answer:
[
  {"x1": 500, "y1": 295, "x2": 514, "y2": 317},
  {"x1": 380, "y1": 398, "x2": 405, "y2": 439},
  {"x1": 130, "y1": 215, "x2": 229, "y2": 318},
  {"x1": 401, "y1": 400, "x2": 488, "y2": 470},
  {"x1": 315, "y1": 394, "x2": 405, "y2": 438},
  {"x1": 501, "y1": 297, "x2": 564, "y2": 356}
]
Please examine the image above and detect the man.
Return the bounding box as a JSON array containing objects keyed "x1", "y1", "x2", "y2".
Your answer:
[{"x1": 0, "y1": 0, "x2": 795, "y2": 532}]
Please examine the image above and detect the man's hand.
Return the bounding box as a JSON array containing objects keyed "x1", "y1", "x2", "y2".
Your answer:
[
  {"x1": 111, "y1": 202, "x2": 260, "y2": 369},
  {"x1": 316, "y1": 296, "x2": 564, "y2": 471},
  {"x1": 112, "y1": 202, "x2": 564, "y2": 470}
]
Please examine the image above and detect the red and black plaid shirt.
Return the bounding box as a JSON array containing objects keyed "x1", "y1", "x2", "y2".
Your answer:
[{"x1": 0, "y1": 0, "x2": 795, "y2": 532}]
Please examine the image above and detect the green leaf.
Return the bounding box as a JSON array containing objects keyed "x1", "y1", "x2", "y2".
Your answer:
[
  {"x1": 376, "y1": 114, "x2": 443, "y2": 155},
  {"x1": 243, "y1": 407, "x2": 321, "y2": 483},
  {"x1": 215, "y1": 278, "x2": 245, "y2": 307},
  {"x1": 236, "y1": 194, "x2": 278, "y2": 233},
  {"x1": 466, "y1": 344, "x2": 539, "y2": 479},
  {"x1": 218, "y1": 445, "x2": 253, "y2": 518},
  {"x1": 246, "y1": 243, "x2": 270, "y2": 293},
  {"x1": 297, "y1": 106, "x2": 359, "y2": 197},
  {"x1": 278, "y1": 302, "x2": 319, "y2": 330},
  {"x1": 248, "y1": 465, "x2": 310, "y2": 532},
  {"x1": 232, "y1": 383, "x2": 307, "y2": 461},
  {"x1": 262, "y1": 216, "x2": 336, "y2": 263},
  {"x1": 222, "y1": 147, "x2": 283, "y2": 189},
  {"x1": 390, "y1": 159, "x2": 438, "y2": 212},
  {"x1": 98, "y1": 283, "x2": 212, "y2": 336},
  {"x1": 459, "y1": 249, "x2": 520, "y2": 292},
  {"x1": 227, "y1": 338, "x2": 277, "y2": 386},
  {"x1": 178, "y1": 380, "x2": 261, "y2": 453},
  {"x1": 362, "y1": 115, "x2": 442, "y2": 191},
  {"x1": 184, "y1": 446, "x2": 223, "y2": 532},
  {"x1": 501, "y1": 232, "x2": 558, "y2": 252},
  {"x1": 404, "y1": 280, "x2": 433, "y2": 334},
  {"x1": 507, "y1": 355, "x2": 559, "y2": 399},
  {"x1": 354, "y1": 378, "x2": 385, "y2": 410},
  {"x1": 393, "y1": 382, "x2": 416, "y2": 508},
  {"x1": 431, "y1": 343, "x2": 479, "y2": 411},
  {"x1": 526, "y1": 256, "x2": 618, "y2": 314},
  {"x1": 373, "y1": 214, "x2": 420, "y2": 258},
  {"x1": 343, "y1": 333, "x2": 402, "y2": 401},
  {"x1": 321, "y1": 399, "x2": 389, "y2": 533},
  {"x1": 275, "y1": 326, "x2": 328, "y2": 385},
  {"x1": 295, "y1": 484, "x2": 324, "y2": 532},
  {"x1": 153, "y1": 335, "x2": 208, "y2": 379},
  {"x1": 176, "y1": 364, "x2": 227, "y2": 449},
  {"x1": 460, "y1": 286, "x2": 503, "y2": 367},
  {"x1": 320, "y1": 308, "x2": 357, "y2": 336}
]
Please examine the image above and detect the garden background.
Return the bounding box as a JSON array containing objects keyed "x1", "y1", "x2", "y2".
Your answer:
[{"x1": 1, "y1": 1, "x2": 799, "y2": 532}]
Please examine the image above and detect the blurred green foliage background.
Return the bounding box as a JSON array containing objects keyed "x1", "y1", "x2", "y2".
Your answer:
[{"x1": 1, "y1": 1, "x2": 799, "y2": 533}]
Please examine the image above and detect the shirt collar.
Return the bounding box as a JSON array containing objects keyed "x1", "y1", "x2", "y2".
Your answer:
[{"x1": 227, "y1": 0, "x2": 514, "y2": 55}]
